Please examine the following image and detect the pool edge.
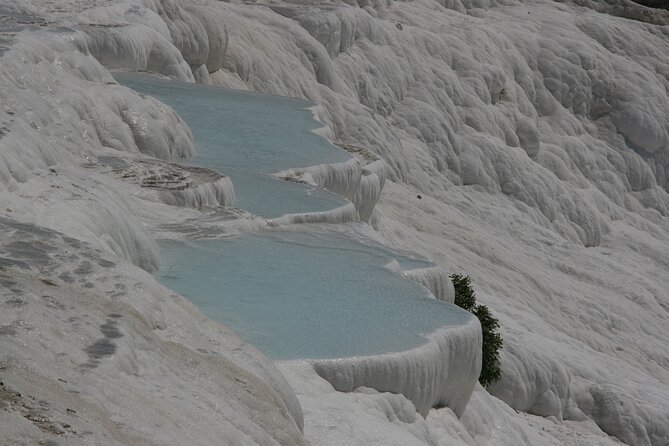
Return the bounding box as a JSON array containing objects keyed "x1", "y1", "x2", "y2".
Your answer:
[{"x1": 277, "y1": 315, "x2": 482, "y2": 418}]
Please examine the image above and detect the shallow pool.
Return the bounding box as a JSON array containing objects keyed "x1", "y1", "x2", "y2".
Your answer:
[
  {"x1": 115, "y1": 73, "x2": 350, "y2": 218},
  {"x1": 122, "y1": 73, "x2": 470, "y2": 360},
  {"x1": 157, "y1": 231, "x2": 471, "y2": 360}
]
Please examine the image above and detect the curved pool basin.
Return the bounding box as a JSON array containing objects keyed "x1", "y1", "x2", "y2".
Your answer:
[
  {"x1": 157, "y1": 231, "x2": 472, "y2": 360},
  {"x1": 115, "y1": 73, "x2": 350, "y2": 218}
]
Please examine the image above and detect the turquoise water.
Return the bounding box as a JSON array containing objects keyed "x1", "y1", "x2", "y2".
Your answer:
[
  {"x1": 115, "y1": 73, "x2": 350, "y2": 218},
  {"x1": 122, "y1": 73, "x2": 470, "y2": 360},
  {"x1": 157, "y1": 232, "x2": 471, "y2": 360}
]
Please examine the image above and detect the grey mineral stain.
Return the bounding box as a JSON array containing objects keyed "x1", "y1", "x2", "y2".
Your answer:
[
  {"x1": 73, "y1": 261, "x2": 93, "y2": 276},
  {"x1": 0, "y1": 325, "x2": 16, "y2": 335},
  {"x1": 100, "y1": 320, "x2": 122, "y2": 339},
  {"x1": 61, "y1": 236, "x2": 82, "y2": 248},
  {"x1": 56, "y1": 253, "x2": 79, "y2": 263},
  {"x1": 42, "y1": 295, "x2": 65, "y2": 311},
  {"x1": 3, "y1": 241, "x2": 55, "y2": 268},
  {"x1": 0, "y1": 275, "x2": 18, "y2": 287},
  {"x1": 0, "y1": 218, "x2": 57, "y2": 239},
  {"x1": 97, "y1": 155, "x2": 129, "y2": 169},
  {"x1": 0, "y1": 256, "x2": 30, "y2": 269},
  {"x1": 58, "y1": 272, "x2": 74, "y2": 283},
  {"x1": 96, "y1": 259, "x2": 115, "y2": 268},
  {"x1": 82, "y1": 319, "x2": 122, "y2": 368},
  {"x1": 84, "y1": 339, "x2": 116, "y2": 360}
]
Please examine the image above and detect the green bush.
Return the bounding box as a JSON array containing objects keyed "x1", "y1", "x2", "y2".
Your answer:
[
  {"x1": 450, "y1": 274, "x2": 503, "y2": 387},
  {"x1": 451, "y1": 274, "x2": 477, "y2": 311}
]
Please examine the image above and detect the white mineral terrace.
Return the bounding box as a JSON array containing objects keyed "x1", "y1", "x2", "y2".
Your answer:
[
  {"x1": 1, "y1": 0, "x2": 668, "y2": 445},
  {"x1": 124, "y1": 74, "x2": 483, "y2": 418}
]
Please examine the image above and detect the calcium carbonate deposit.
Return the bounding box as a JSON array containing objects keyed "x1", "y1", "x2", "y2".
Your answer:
[{"x1": 0, "y1": 0, "x2": 668, "y2": 445}]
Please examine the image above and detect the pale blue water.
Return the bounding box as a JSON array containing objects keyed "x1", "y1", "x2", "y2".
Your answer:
[
  {"x1": 157, "y1": 232, "x2": 472, "y2": 360},
  {"x1": 114, "y1": 73, "x2": 350, "y2": 218},
  {"x1": 121, "y1": 72, "x2": 469, "y2": 359}
]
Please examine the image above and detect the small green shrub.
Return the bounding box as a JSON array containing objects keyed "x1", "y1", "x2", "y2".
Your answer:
[
  {"x1": 450, "y1": 274, "x2": 503, "y2": 387},
  {"x1": 451, "y1": 274, "x2": 477, "y2": 311}
]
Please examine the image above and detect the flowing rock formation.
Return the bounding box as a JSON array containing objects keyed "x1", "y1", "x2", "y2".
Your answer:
[{"x1": 1, "y1": 0, "x2": 668, "y2": 445}]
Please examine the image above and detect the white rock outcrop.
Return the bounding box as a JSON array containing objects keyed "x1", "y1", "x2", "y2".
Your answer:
[{"x1": 308, "y1": 315, "x2": 482, "y2": 417}]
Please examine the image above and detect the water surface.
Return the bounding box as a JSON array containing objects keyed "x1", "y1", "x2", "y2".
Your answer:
[
  {"x1": 121, "y1": 73, "x2": 471, "y2": 360},
  {"x1": 115, "y1": 73, "x2": 350, "y2": 218},
  {"x1": 158, "y1": 232, "x2": 471, "y2": 360}
]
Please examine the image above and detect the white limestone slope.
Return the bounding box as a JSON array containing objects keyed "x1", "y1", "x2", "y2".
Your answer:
[
  {"x1": 70, "y1": 0, "x2": 667, "y2": 444},
  {"x1": 3, "y1": 0, "x2": 669, "y2": 445},
  {"x1": 0, "y1": 217, "x2": 304, "y2": 445},
  {"x1": 0, "y1": 5, "x2": 304, "y2": 445},
  {"x1": 208, "y1": 2, "x2": 669, "y2": 445},
  {"x1": 0, "y1": 27, "x2": 197, "y2": 270}
]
